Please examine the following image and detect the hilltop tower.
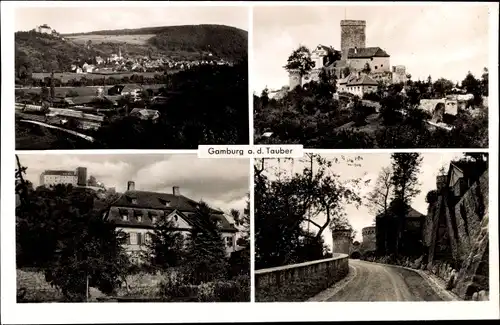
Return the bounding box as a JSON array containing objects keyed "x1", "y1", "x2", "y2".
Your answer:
[
  {"x1": 340, "y1": 20, "x2": 366, "y2": 60},
  {"x1": 361, "y1": 226, "x2": 377, "y2": 252},
  {"x1": 331, "y1": 230, "x2": 352, "y2": 254},
  {"x1": 288, "y1": 69, "x2": 302, "y2": 90},
  {"x1": 76, "y1": 167, "x2": 87, "y2": 186}
]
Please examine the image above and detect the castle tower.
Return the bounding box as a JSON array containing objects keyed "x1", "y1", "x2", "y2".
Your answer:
[
  {"x1": 288, "y1": 69, "x2": 302, "y2": 90},
  {"x1": 361, "y1": 226, "x2": 377, "y2": 252},
  {"x1": 340, "y1": 20, "x2": 366, "y2": 60},
  {"x1": 331, "y1": 230, "x2": 352, "y2": 254}
]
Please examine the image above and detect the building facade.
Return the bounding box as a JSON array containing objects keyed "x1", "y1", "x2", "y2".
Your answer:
[{"x1": 105, "y1": 181, "x2": 239, "y2": 263}]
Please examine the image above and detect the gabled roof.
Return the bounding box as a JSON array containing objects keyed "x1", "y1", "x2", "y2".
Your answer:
[
  {"x1": 407, "y1": 206, "x2": 425, "y2": 219},
  {"x1": 42, "y1": 170, "x2": 75, "y2": 176},
  {"x1": 313, "y1": 44, "x2": 332, "y2": 54},
  {"x1": 348, "y1": 47, "x2": 390, "y2": 58}
]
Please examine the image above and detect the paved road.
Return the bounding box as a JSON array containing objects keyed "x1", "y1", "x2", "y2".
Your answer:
[{"x1": 325, "y1": 259, "x2": 447, "y2": 302}]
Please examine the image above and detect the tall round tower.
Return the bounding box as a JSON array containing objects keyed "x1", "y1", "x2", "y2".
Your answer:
[
  {"x1": 331, "y1": 230, "x2": 352, "y2": 254},
  {"x1": 340, "y1": 20, "x2": 366, "y2": 60},
  {"x1": 361, "y1": 226, "x2": 377, "y2": 252}
]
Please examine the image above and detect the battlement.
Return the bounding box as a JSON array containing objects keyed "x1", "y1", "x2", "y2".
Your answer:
[
  {"x1": 340, "y1": 20, "x2": 366, "y2": 27},
  {"x1": 332, "y1": 230, "x2": 352, "y2": 239}
]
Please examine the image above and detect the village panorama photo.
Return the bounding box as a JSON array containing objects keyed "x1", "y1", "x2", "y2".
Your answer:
[
  {"x1": 14, "y1": 6, "x2": 249, "y2": 149},
  {"x1": 15, "y1": 154, "x2": 250, "y2": 302},
  {"x1": 253, "y1": 4, "x2": 490, "y2": 149}
]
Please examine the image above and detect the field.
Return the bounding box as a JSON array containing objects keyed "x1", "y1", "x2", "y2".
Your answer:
[
  {"x1": 31, "y1": 72, "x2": 164, "y2": 82},
  {"x1": 15, "y1": 84, "x2": 166, "y2": 98},
  {"x1": 66, "y1": 34, "x2": 156, "y2": 45}
]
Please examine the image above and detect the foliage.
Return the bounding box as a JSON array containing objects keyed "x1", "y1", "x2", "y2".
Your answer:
[
  {"x1": 16, "y1": 183, "x2": 129, "y2": 301},
  {"x1": 284, "y1": 45, "x2": 315, "y2": 76},
  {"x1": 366, "y1": 166, "x2": 393, "y2": 216},
  {"x1": 146, "y1": 217, "x2": 187, "y2": 270},
  {"x1": 254, "y1": 155, "x2": 362, "y2": 269},
  {"x1": 90, "y1": 62, "x2": 248, "y2": 149}
]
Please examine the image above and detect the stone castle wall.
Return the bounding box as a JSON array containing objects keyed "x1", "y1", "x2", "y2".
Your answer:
[{"x1": 423, "y1": 169, "x2": 489, "y2": 299}]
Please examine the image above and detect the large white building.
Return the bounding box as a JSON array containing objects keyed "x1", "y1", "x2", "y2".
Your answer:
[{"x1": 39, "y1": 167, "x2": 87, "y2": 187}]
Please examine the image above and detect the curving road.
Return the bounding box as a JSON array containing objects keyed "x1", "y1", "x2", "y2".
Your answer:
[{"x1": 323, "y1": 259, "x2": 450, "y2": 302}]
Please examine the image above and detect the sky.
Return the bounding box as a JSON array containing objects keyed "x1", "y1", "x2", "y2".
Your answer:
[
  {"x1": 15, "y1": 6, "x2": 249, "y2": 33},
  {"x1": 17, "y1": 154, "x2": 250, "y2": 215},
  {"x1": 253, "y1": 4, "x2": 491, "y2": 92},
  {"x1": 260, "y1": 152, "x2": 469, "y2": 246}
]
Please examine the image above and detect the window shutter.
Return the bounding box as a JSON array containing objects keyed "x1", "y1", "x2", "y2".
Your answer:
[
  {"x1": 127, "y1": 233, "x2": 131, "y2": 245},
  {"x1": 137, "y1": 233, "x2": 142, "y2": 245}
]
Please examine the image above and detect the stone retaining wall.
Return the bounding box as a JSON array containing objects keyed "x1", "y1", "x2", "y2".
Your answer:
[{"x1": 255, "y1": 254, "x2": 349, "y2": 301}]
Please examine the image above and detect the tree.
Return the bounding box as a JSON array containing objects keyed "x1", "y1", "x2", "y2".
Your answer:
[
  {"x1": 362, "y1": 62, "x2": 371, "y2": 74},
  {"x1": 147, "y1": 216, "x2": 186, "y2": 269},
  {"x1": 366, "y1": 166, "x2": 393, "y2": 217},
  {"x1": 16, "y1": 181, "x2": 130, "y2": 301},
  {"x1": 390, "y1": 153, "x2": 423, "y2": 256},
  {"x1": 284, "y1": 45, "x2": 315, "y2": 80},
  {"x1": 230, "y1": 209, "x2": 241, "y2": 227},
  {"x1": 87, "y1": 176, "x2": 98, "y2": 187},
  {"x1": 260, "y1": 87, "x2": 270, "y2": 108},
  {"x1": 185, "y1": 201, "x2": 228, "y2": 284},
  {"x1": 433, "y1": 78, "x2": 454, "y2": 98}
]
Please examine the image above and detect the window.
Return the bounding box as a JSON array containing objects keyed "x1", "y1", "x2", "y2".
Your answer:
[
  {"x1": 145, "y1": 233, "x2": 152, "y2": 244},
  {"x1": 129, "y1": 232, "x2": 138, "y2": 245},
  {"x1": 152, "y1": 216, "x2": 157, "y2": 224},
  {"x1": 375, "y1": 66, "x2": 378, "y2": 70},
  {"x1": 122, "y1": 214, "x2": 128, "y2": 221},
  {"x1": 137, "y1": 233, "x2": 143, "y2": 245},
  {"x1": 131, "y1": 198, "x2": 138, "y2": 204},
  {"x1": 137, "y1": 215, "x2": 142, "y2": 222},
  {"x1": 225, "y1": 236, "x2": 233, "y2": 247},
  {"x1": 381, "y1": 64, "x2": 384, "y2": 67}
]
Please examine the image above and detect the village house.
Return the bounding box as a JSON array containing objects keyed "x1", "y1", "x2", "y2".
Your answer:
[
  {"x1": 104, "y1": 182, "x2": 240, "y2": 263},
  {"x1": 337, "y1": 72, "x2": 378, "y2": 97}
]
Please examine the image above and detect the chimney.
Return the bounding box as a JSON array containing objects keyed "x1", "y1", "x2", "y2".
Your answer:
[
  {"x1": 173, "y1": 186, "x2": 180, "y2": 196},
  {"x1": 127, "y1": 181, "x2": 135, "y2": 191}
]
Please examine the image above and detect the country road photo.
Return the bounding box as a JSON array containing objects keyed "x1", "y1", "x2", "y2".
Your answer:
[{"x1": 254, "y1": 152, "x2": 489, "y2": 302}]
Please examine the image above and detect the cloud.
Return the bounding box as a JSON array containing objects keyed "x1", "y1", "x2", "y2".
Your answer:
[{"x1": 17, "y1": 154, "x2": 249, "y2": 213}]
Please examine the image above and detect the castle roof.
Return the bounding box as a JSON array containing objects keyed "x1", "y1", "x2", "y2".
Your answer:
[{"x1": 348, "y1": 47, "x2": 390, "y2": 58}]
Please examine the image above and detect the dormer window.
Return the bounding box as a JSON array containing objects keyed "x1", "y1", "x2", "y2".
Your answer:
[
  {"x1": 137, "y1": 216, "x2": 142, "y2": 222},
  {"x1": 122, "y1": 214, "x2": 128, "y2": 221},
  {"x1": 152, "y1": 216, "x2": 157, "y2": 224},
  {"x1": 131, "y1": 198, "x2": 138, "y2": 204}
]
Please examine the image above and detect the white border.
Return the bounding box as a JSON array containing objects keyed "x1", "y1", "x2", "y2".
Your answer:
[{"x1": 2, "y1": 1, "x2": 499, "y2": 323}]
